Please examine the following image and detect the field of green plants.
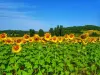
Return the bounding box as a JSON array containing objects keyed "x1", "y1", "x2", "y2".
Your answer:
[{"x1": 0, "y1": 41, "x2": 100, "y2": 75}]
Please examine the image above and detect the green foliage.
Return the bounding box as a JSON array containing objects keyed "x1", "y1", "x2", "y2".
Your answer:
[
  {"x1": 90, "y1": 32, "x2": 100, "y2": 37},
  {"x1": 0, "y1": 42, "x2": 100, "y2": 74}
]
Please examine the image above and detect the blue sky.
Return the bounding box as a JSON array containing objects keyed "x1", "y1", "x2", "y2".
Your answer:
[{"x1": 0, "y1": 0, "x2": 100, "y2": 31}]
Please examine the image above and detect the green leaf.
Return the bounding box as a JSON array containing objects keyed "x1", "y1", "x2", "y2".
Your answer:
[
  {"x1": 25, "y1": 56, "x2": 31, "y2": 60},
  {"x1": 46, "y1": 58, "x2": 50, "y2": 63},
  {"x1": 30, "y1": 58, "x2": 35, "y2": 63},
  {"x1": 65, "y1": 71, "x2": 70, "y2": 75},
  {"x1": 37, "y1": 71, "x2": 42, "y2": 75},
  {"x1": 48, "y1": 67, "x2": 53, "y2": 72},
  {"x1": 68, "y1": 64, "x2": 74, "y2": 72},
  {"x1": 6, "y1": 73, "x2": 12, "y2": 75},
  {"x1": 35, "y1": 60, "x2": 39, "y2": 65},
  {"x1": 9, "y1": 57, "x2": 15, "y2": 64},
  {"x1": 61, "y1": 71, "x2": 64, "y2": 75},
  {"x1": 91, "y1": 64, "x2": 96, "y2": 71},
  {"x1": 86, "y1": 71, "x2": 91, "y2": 75},
  {"x1": 0, "y1": 64, "x2": 5, "y2": 69},
  {"x1": 5, "y1": 66, "x2": 12, "y2": 72},
  {"x1": 70, "y1": 72, "x2": 76, "y2": 75},
  {"x1": 22, "y1": 71, "x2": 28, "y2": 75},
  {"x1": 27, "y1": 69, "x2": 33, "y2": 74},
  {"x1": 34, "y1": 64, "x2": 38, "y2": 69},
  {"x1": 41, "y1": 69, "x2": 45, "y2": 72},
  {"x1": 39, "y1": 60, "x2": 45, "y2": 65},
  {"x1": 52, "y1": 62, "x2": 56, "y2": 67},
  {"x1": 17, "y1": 70, "x2": 21, "y2": 75},
  {"x1": 24, "y1": 62, "x2": 32, "y2": 69},
  {"x1": 56, "y1": 66, "x2": 63, "y2": 71},
  {"x1": 59, "y1": 63, "x2": 64, "y2": 67}
]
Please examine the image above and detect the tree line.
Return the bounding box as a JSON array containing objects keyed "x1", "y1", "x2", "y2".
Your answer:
[{"x1": 0, "y1": 25, "x2": 100, "y2": 37}]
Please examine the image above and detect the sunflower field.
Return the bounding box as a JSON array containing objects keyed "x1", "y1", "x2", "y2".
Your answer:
[{"x1": 0, "y1": 33, "x2": 100, "y2": 75}]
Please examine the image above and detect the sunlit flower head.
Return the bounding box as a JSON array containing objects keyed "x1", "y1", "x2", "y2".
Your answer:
[
  {"x1": 23, "y1": 34, "x2": 30, "y2": 41},
  {"x1": 22, "y1": 39, "x2": 27, "y2": 44},
  {"x1": 64, "y1": 34, "x2": 69, "y2": 40},
  {"x1": 40, "y1": 37, "x2": 46, "y2": 43},
  {"x1": 89, "y1": 37, "x2": 97, "y2": 43},
  {"x1": 51, "y1": 36, "x2": 58, "y2": 43},
  {"x1": 4, "y1": 37, "x2": 13, "y2": 44},
  {"x1": 69, "y1": 34, "x2": 75, "y2": 40},
  {"x1": 33, "y1": 34, "x2": 40, "y2": 42},
  {"x1": 44, "y1": 33, "x2": 51, "y2": 41},
  {"x1": 80, "y1": 33, "x2": 89, "y2": 40},
  {"x1": 12, "y1": 45, "x2": 22, "y2": 53},
  {"x1": 29, "y1": 37, "x2": 34, "y2": 43},
  {"x1": 58, "y1": 37, "x2": 63, "y2": 43},
  {"x1": 16, "y1": 38, "x2": 23, "y2": 45},
  {"x1": 0, "y1": 33, "x2": 7, "y2": 40}
]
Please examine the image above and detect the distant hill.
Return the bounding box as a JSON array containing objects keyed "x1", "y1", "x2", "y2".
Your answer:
[{"x1": 0, "y1": 25, "x2": 100, "y2": 37}]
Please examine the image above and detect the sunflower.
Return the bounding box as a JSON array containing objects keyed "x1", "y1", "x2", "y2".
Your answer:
[
  {"x1": 33, "y1": 34, "x2": 40, "y2": 42},
  {"x1": 80, "y1": 33, "x2": 89, "y2": 41},
  {"x1": 69, "y1": 34, "x2": 75, "y2": 40},
  {"x1": 51, "y1": 36, "x2": 58, "y2": 43},
  {"x1": 4, "y1": 37, "x2": 13, "y2": 44},
  {"x1": 23, "y1": 34, "x2": 30, "y2": 41},
  {"x1": 58, "y1": 37, "x2": 63, "y2": 43},
  {"x1": 89, "y1": 37, "x2": 97, "y2": 43},
  {"x1": 29, "y1": 37, "x2": 34, "y2": 43},
  {"x1": 0, "y1": 33, "x2": 7, "y2": 40},
  {"x1": 64, "y1": 34, "x2": 69, "y2": 40},
  {"x1": 0, "y1": 34, "x2": 1, "y2": 41},
  {"x1": 22, "y1": 39, "x2": 27, "y2": 44},
  {"x1": 44, "y1": 33, "x2": 51, "y2": 41},
  {"x1": 16, "y1": 38, "x2": 23, "y2": 45},
  {"x1": 40, "y1": 37, "x2": 46, "y2": 43},
  {"x1": 12, "y1": 45, "x2": 22, "y2": 53}
]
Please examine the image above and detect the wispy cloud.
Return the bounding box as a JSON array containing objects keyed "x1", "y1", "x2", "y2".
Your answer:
[
  {"x1": 0, "y1": 2, "x2": 49, "y2": 31},
  {"x1": 0, "y1": 2, "x2": 36, "y2": 11}
]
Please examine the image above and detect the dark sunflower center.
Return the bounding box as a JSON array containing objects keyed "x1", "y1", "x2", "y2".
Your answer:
[
  {"x1": 81, "y1": 35, "x2": 87, "y2": 39},
  {"x1": 7, "y1": 40, "x2": 11, "y2": 43},
  {"x1": 35, "y1": 37, "x2": 39, "y2": 41},
  {"x1": 53, "y1": 37, "x2": 56, "y2": 40},
  {"x1": 14, "y1": 45, "x2": 19, "y2": 51},
  {"x1": 70, "y1": 35, "x2": 74, "y2": 38},
  {"x1": 17, "y1": 39, "x2": 21, "y2": 43},
  {"x1": 1, "y1": 34, "x2": 6, "y2": 38},
  {"x1": 46, "y1": 35, "x2": 50, "y2": 38},
  {"x1": 25, "y1": 36, "x2": 29, "y2": 39}
]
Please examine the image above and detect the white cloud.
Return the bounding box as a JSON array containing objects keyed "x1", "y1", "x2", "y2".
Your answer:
[
  {"x1": 0, "y1": 2, "x2": 49, "y2": 31},
  {"x1": 0, "y1": 2, "x2": 36, "y2": 9}
]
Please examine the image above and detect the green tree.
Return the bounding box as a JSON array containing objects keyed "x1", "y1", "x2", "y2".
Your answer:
[
  {"x1": 38, "y1": 29, "x2": 44, "y2": 36},
  {"x1": 54, "y1": 25, "x2": 60, "y2": 36},
  {"x1": 59, "y1": 25, "x2": 64, "y2": 36},
  {"x1": 49, "y1": 28, "x2": 54, "y2": 36},
  {"x1": 29, "y1": 29, "x2": 35, "y2": 37}
]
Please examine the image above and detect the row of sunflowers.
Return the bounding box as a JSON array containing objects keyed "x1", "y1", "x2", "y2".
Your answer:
[{"x1": 0, "y1": 33, "x2": 100, "y2": 54}]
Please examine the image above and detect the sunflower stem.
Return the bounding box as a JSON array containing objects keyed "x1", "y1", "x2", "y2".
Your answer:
[{"x1": 14, "y1": 53, "x2": 17, "y2": 74}]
